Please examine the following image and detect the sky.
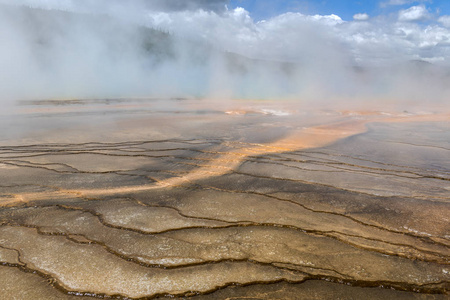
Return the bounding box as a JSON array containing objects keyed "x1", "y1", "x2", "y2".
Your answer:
[
  {"x1": 141, "y1": 0, "x2": 450, "y2": 66},
  {"x1": 229, "y1": 0, "x2": 450, "y2": 22},
  {"x1": 4, "y1": 0, "x2": 450, "y2": 65},
  {"x1": 1, "y1": 0, "x2": 450, "y2": 104}
]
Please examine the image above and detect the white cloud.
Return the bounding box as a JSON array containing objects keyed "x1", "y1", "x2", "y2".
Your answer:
[
  {"x1": 438, "y1": 15, "x2": 450, "y2": 28},
  {"x1": 143, "y1": 9, "x2": 349, "y2": 65},
  {"x1": 343, "y1": 21, "x2": 450, "y2": 65},
  {"x1": 0, "y1": 0, "x2": 74, "y2": 11},
  {"x1": 307, "y1": 14, "x2": 344, "y2": 25},
  {"x1": 141, "y1": 5, "x2": 450, "y2": 66},
  {"x1": 398, "y1": 5, "x2": 430, "y2": 22},
  {"x1": 0, "y1": 0, "x2": 228, "y2": 12},
  {"x1": 382, "y1": 0, "x2": 415, "y2": 6},
  {"x1": 380, "y1": 0, "x2": 431, "y2": 7},
  {"x1": 353, "y1": 13, "x2": 369, "y2": 21}
]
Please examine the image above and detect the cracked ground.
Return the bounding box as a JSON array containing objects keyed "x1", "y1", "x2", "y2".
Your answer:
[{"x1": 0, "y1": 98, "x2": 449, "y2": 299}]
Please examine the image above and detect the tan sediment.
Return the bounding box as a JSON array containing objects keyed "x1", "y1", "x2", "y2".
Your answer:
[
  {"x1": 1, "y1": 103, "x2": 449, "y2": 298},
  {"x1": 1, "y1": 119, "x2": 363, "y2": 202},
  {"x1": 2, "y1": 111, "x2": 448, "y2": 204}
]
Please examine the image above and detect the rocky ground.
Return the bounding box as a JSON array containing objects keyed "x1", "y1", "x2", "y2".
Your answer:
[{"x1": 0, "y1": 99, "x2": 448, "y2": 299}]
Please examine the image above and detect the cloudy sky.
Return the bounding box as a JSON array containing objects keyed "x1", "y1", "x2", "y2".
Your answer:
[
  {"x1": 230, "y1": 0, "x2": 450, "y2": 21},
  {"x1": 145, "y1": 0, "x2": 450, "y2": 66},
  {"x1": 4, "y1": 0, "x2": 450, "y2": 66}
]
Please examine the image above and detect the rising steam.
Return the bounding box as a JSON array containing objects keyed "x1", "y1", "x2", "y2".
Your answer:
[{"x1": 1, "y1": 1, "x2": 450, "y2": 109}]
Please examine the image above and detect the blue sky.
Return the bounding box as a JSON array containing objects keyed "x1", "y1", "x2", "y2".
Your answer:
[{"x1": 229, "y1": 0, "x2": 450, "y2": 21}]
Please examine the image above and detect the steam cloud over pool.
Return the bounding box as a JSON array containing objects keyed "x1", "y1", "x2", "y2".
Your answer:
[{"x1": 1, "y1": 0, "x2": 450, "y2": 107}]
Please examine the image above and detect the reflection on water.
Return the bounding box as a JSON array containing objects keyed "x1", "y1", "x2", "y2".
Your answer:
[{"x1": 0, "y1": 99, "x2": 449, "y2": 299}]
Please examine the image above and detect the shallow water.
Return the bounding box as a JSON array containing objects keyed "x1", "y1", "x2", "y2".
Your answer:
[{"x1": 0, "y1": 98, "x2": 449, "y2": 299}]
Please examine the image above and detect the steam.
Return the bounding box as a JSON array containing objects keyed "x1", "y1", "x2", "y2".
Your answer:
[{"x1": 1, "y1": 1, "x2": 450, "y2": 109}]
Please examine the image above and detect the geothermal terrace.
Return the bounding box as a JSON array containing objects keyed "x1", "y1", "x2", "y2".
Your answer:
[{"x1": 0, "y1": 98, "x2": 449, "y2": 299}]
